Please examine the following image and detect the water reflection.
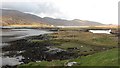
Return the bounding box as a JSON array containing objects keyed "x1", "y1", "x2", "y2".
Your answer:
[{"x1": 89, "y1": 29, "x2": 111, "y2": 34}]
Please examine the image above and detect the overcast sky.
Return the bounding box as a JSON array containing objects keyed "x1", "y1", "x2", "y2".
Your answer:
[{"x1": 1, "y1": 0, "x2": 119, "y2": 24}]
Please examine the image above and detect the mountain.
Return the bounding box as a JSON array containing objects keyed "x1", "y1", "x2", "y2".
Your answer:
[
  {"x1": 1, "y1": 9, "x2": 104, "y2": 27},
  {"x1": 1, "y1": 9, "x2": 51, "y2": 27},
  {"x1": 41, "y1": 17, "x2": 103, "y2": 26}
]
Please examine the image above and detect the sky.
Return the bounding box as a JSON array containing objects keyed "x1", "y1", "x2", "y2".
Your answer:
[{"x1": 1, "y1": 0, "x2": 120, "y2": 25}]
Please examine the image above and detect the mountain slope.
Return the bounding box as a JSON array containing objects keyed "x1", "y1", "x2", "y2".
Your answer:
[
  {"x1": 41, "y1": 17, "x2": 103, "y2": 26},
  {"x1": 1, "y1": 9, "x2": 51, "y2": 27},
  {"x1": 1, "y1": 9, "x2": 104, "y2": 26}
]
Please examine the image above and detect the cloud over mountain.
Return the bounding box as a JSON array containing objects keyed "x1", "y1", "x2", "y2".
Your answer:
[{"x1": 2, "y1": 2, "x2": 63, "y2": 18}]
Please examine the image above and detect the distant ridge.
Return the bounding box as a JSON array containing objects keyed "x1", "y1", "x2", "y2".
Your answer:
[{"x1": 1, "y1": 9, "x2": 104, "y2": 26}]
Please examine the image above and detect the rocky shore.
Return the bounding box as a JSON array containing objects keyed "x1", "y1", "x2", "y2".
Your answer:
[
  {"x1": 2, "y1": 34, "x2": 78, "y2": 67},
  {"x1": 2, "y1": 28, "x2": 118, "y2": 68}
]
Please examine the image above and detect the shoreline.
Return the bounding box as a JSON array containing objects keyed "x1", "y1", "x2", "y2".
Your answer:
[
  {"x1": 1, "y1": 28, "x2": 118, "y2": 67},
  {"x1": 1, "y1": 29, "x2": 54, "y2": 67},
  {"x1": 2, "y1": 33, "x2": 77, "y2": 67}
]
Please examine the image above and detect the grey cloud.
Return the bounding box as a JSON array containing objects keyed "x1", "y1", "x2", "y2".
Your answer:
[
  {"x1": 2, "y1": 2, "x2": 60, "y2": 15},
  {"x1": 36, "y1": 2, "x2": 60, "y2": 14}
]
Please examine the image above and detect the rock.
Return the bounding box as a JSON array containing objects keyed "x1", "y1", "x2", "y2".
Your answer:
[
  {"x1": 67, "y1": 62, "x2": 77, "y2": 66},
  {"x1": 36, "y1": 61, "x2": 41, "y2": 62},
  {"x1": 81, "y1": 46, "x2": 83, "y2": 47},
  {"x1": 45, "y1": 46, "x2": 65, "y2": 54}
]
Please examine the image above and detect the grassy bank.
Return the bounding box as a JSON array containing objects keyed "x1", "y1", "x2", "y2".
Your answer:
[{"x1": 18, "y1": 48, "x2": 119, "y2": 67}]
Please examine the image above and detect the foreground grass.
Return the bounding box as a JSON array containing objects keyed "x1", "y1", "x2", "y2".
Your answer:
[
  {"x1": 78, "y1": 48, "x2": 118, "y2": 66},
  {"x1": 18, "y1": 48, "x2": 118, "y2": 67}
]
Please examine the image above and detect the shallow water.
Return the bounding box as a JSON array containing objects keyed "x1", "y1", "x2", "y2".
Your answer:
[
  {"x1": 1, "y1": 29, "x2": 52, "y2": 43},
  {"x1": 89, "y1": 30, "x2": 111, "y2": 34}
]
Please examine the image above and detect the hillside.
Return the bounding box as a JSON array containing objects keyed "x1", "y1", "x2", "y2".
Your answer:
[
  {"x1": 42, "y1": 17, "x2": 103, "y2": 26},
  {"x1": 1, "y1": 9, "x2": 104, "y2": 27},
  {"x1": 1, "y1": 9, "x2": 51, "y2": 27}
]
